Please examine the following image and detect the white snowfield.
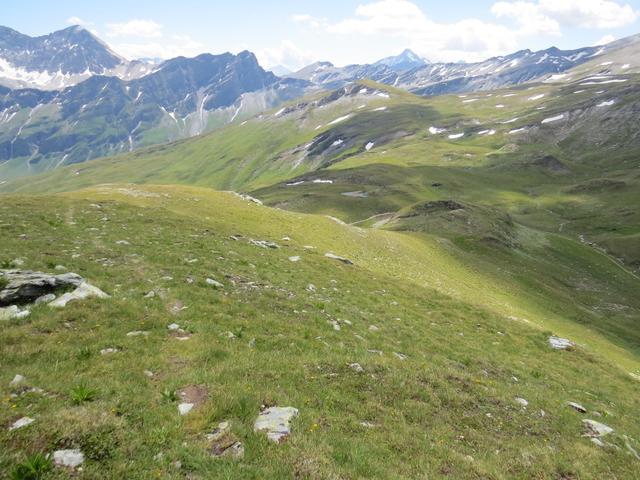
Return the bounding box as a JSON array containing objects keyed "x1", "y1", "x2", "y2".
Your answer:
[
  {"x1": 328, "y1": 115, "x2": 351, "y2": 126},
  {"x1": 580, "y1": 79, "x2": 628, "y2": 85},
  {"x1": 596, "y1": 100, "x2": 615, "y2": 107},
  {"x1": 528, "y1": 94, "x2": 545, "y2": 101},
  {"x1": 541, "y1": 114, "x2": 564, "y2": 124},
  {"x1": 462, "y1": 99, "x2": 478, "y2": 103},
  {"x1": 508, "y1": 127, "x2": 527, "y2": 134},
  {"x1": 448, "y1": 133, "x2": 464, "y2": 139},
  {"x1": 478, "y1": 129, "x2": 496, "y2": 136},
  {"x1": 501, "y1": 117, "x2": 519, "y2": 124},
  {"x1": 429, "y1": 126, "x2": 446, "y2": 134},
  {"x1": 313, "y1": 179, "x2": 333, "y2": 184},
  {"x1": 365, "y1": 142, "x2": 375, "y2": 151}
]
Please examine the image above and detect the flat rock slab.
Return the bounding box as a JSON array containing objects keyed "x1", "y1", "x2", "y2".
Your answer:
[
  {"x1": 568, "y1": 402, "x2": 587, "y2": 413},
  {"x1": 0, "y1": 270, "x2": 83, "y2": 306},
  {"x1": 549, "y1": 336, "x2": 574, "y2": 350},
  {"x1": 49, "y1": 282, "x2": 109, "y2": 308},
  {"x1": 53, "y1": 449, "x2": 84, "y2": 468},
  {"x1": 9, "y1": 416, "x2": 34, "y2": 431},
  {"x1": 324, "y1": 253, "x2": 354, "y2": 265},
  {"x1": 583, "y1": 419, "x2": 614, "y2": 437},
  {"x1": 254, "y1": 406, "x2": 299, "y2": 443}
]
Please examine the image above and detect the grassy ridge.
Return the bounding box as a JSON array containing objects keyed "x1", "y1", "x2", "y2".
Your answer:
[{"x1": 1, "y1": 185, "x2": 639, "y2": 478}]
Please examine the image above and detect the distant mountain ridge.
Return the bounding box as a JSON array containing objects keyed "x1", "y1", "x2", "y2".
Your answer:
[
  {"x1": 289, "y1": 43, "x2": 617, "y2": 95},
  {"x1": 0, "y1": 25, "x2": 153, "y2": 90}
]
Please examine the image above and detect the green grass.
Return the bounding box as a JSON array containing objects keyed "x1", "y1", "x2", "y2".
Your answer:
[
  {"x1": 0, "y1": 185, "x2": 639, "y2": 478},
  {"x1": 9, "y1": 453, "x2": 52, "y2": 480},
  {"x1": 69, "y1": 384, "x2": 99, "y2": 405}
]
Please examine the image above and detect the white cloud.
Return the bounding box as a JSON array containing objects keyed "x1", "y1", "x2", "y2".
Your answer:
[
  {"x1": 294, "y1": 0, "x2": 638, "y2": 63},
  {"x1": 295, "y1": 0, "x2": 527, "y2": 62},
  {"x1": 594, "y1": 34, "x2": 616, "y2": 45},
  {"x1": 493, "y1": 0, "x2": 637, "y2": 30},
  {"x1": 106, "y1": 19, "x2": 163, "y2": 39},
  {"x1": 256, "y1": 40, "x2": 315, "y2": 71},
  {"x1": 109, "y1": 35, "x2": 204, "y2": 60},
  {"x1": 66, "y1": 16, "x2": 93, "y2": 27},
  {"x1": 491, "y1": 2, "x2": 561, "y2": 35}
]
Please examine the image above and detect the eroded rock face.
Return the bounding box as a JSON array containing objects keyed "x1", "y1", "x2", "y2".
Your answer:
[
  {"x1": 0, "y1": 270, "x2": 83, "y2": 306},
  {"x1": 254, "y1": 406, "x2": 299, "y2": 443}
]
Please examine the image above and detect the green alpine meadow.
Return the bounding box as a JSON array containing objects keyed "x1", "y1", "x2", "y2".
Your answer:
[{"x1": 1, "y1": 3, "x2": 639, "y2": 478}]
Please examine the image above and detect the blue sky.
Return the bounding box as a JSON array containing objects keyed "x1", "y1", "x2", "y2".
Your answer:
[{"x1": 3, "y1": 0, "x2": 640, "y2": 69}]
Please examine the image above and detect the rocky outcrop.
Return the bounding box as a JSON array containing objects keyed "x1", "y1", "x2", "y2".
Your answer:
[
  {"x1": 0, "y1": 270, "x2": 109, "y2": 311},
  {"x1": 254, "y1": 406, "x2": 299, "y2": 443},
  {"x1": 0, "y1": 270, "x2": 83, "y2": 306}
]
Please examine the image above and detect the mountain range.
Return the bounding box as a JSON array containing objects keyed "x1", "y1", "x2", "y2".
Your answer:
[{"x1": 0, "y1": 26, "x2": 638, "y2": 181}]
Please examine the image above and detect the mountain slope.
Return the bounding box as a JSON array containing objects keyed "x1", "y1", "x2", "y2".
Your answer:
[
  {"x1": 4, "y1": 67, "x2": 640, "y2": 368},
  {"x1": 0, "y1": 185, "x2": 639, "y2": 478},
  {"x1": 0, "y1": 51, "x2": 309, "y2": 180}
]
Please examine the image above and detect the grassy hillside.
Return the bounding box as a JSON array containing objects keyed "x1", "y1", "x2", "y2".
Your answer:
[{"x1": 1, "y1": 185, "x2": 639, "y2": 478}]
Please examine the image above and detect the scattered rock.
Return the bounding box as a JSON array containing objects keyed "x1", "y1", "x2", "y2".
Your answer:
[
  {"x1": 324, "y1": 253, "x2": 354, "y2": 265},
  {"x1": 0, "y1": 305, "x2": 30, "y2": 321},
  {"x1": 143, "y1": 370, "x2": 155, "y2": 378},
  {"x1": 9, "y1": 416, "x2": 34, "y2": 431},
  {"x1": 567, "y1": 402, "x2": 587, "y2": 413},
  {"x1": 368, "y1": 349, "x2": 383, "y2": 355},
  {"x1": 289, "y1": 256, "x2": 301, "y2": 262},
  {"x1": 207, "y1": 421, "x2": 244, "y2": 459},
  {"x1": 205, "y1": 278, "x2": 224, "y2": 288},
  {"x1": 100, "y1": 348, "x2": 119, "y2": 355},
  {"x1": 329, "y1": 320, "x2": 341, "y2": 331},
  {"x1": 178, "y1": 403, "x2": 194, "y2": 416},
  {"x1": 126, "y1": 331, "x2": 149, "y2": 337},
  {"x1": 144, "y1": 290, "x2": 156, "y2": 298},
  {"x1": 348, "y1": 363, "x2": 365, "y2": 373},
  {"x1": 254, "y1": 406, "x2": 299, "y2": 443},
  {"x1": 549, "y1": 336, "x2": 574, "y2": 350},
  {"x1": 582, "y1": 419, "x2": 614, "y2": 437},
  {"x1": 116, "y1": 240, "x2": 131, "y2": 245},
  {"x1": 0, "y1": 270, "x2": 83, "y2": 306},
  {"x1": 591, "y1": 438, "x2": 606, "y2": 447},
  {"x1": 53, "y1": 449, "x2": 84, "y2": 468},
  {"x1": 169, "y1": 301, "x2": 186, "y2": 315},
  {"x1": 167, "y1": 323, "x2": 181, "y2": 331},
  {"x1": 250, "y1": 239, "x2": 280, "y2": 249},
  {"x1": 368, "y1": 325, "x2": 379, "y2": 332},
  {"x1": 360, "y1": 421, "x2": 378, "y2": 428},
  {"x1": 9, "y1": 374, "x2": 25, "y2": 386},
  {"x1": 306, "y1": 284, "x2": 316, "y2": 292},
  {"x1": 515, "y1": 397, "x2": 529, "y2": 407},
  {"x1": 54, "y1": 265, "x2": 67, "y2": 271},
  {"x1": 49, "y1": 282, "x2": 110, "y2": 308},
  {"x1": 393, "y1": 352, "x2": 408, "y2": 361}
]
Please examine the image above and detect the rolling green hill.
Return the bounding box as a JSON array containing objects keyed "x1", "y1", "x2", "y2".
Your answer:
[{"x1": 1, "y1": 185, "x2": 639, "y2": 478}]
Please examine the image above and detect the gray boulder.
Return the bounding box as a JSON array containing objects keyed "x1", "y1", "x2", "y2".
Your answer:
[
  {"x1": 254, "y1": 406, "x2": 299, "y2": 442},
  {"x1": 48, "y1": 282, "x2": 109, "y2": 308},
  {"x1": 0, "y1": 270, "x2": 83, "y2": 306}
]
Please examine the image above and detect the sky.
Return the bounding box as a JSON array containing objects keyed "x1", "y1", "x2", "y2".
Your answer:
[{"x1": 3, "y1": 0, "x2": 640, "y2": 70}]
